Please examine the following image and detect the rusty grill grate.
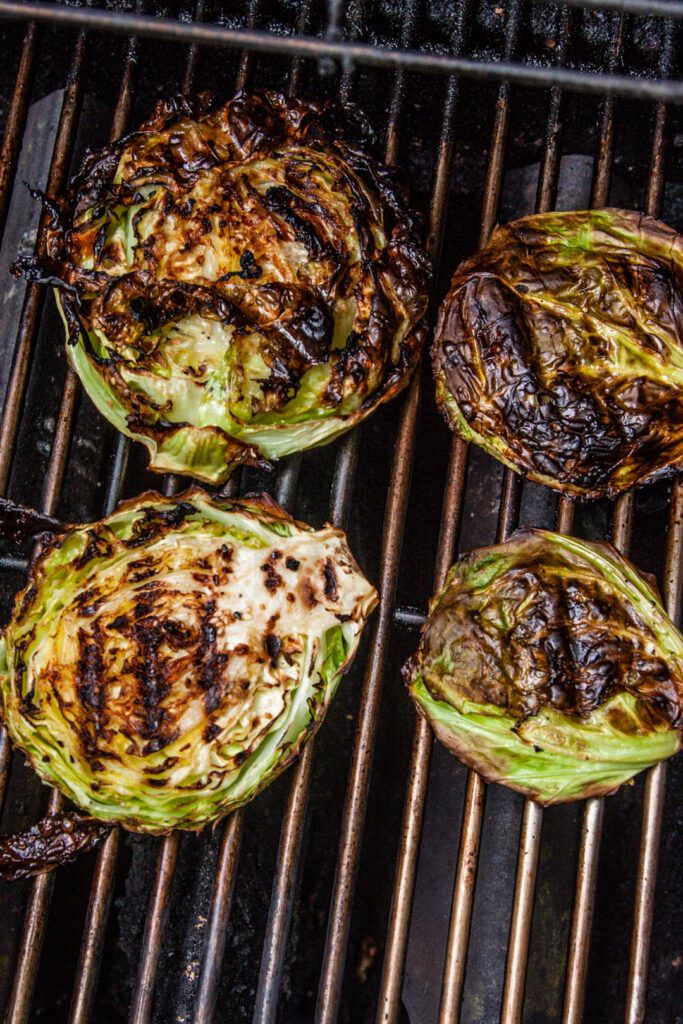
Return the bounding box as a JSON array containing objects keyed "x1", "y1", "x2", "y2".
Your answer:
[{"x1": 0, "y1": 2, "x2": 682, "y2": 1023}]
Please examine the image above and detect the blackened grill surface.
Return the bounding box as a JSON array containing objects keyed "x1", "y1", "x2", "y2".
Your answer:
[{"x1": 0, "y1": 2, "x2": 682, "y2": 1024}]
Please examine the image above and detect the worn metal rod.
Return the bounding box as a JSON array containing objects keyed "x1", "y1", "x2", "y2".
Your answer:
[
  {"x1": 0, "y1": 21, "x2": 38, "y2": 248},
  {"x1": 0, "y1": 30, "x2": 86, "y2": 494},
  {"x1": 375, "y1": 10, "x2": 473, "y2": 1023},
  {"x1": 565, "y1": 20, "x2": 670, "y2": 1021},
  {"x1": 0, "y1": 31, "x2": 93, "y2": 1024},
  {"x1": 128, "y1": 836, "x2": 180, "y2": 1024},
  {"x1": 0, "y1": 2, "x2": 681, "y2": 101},
  {"x1": 190, "y1": 815, "x2": 243, "y2": 1024},
  {"x1": 61, "y1": 31, "x2": 143, "y2": 1024},
  {"x1": 434, "y1": 4, "x2": 529, "y2": 1019},
  {"x1": 623, "y1": 23, "x2": 677, "y2": 1014},
  {"x1": 251, "y1": 3, "x2": 420, "y2": 1017}
]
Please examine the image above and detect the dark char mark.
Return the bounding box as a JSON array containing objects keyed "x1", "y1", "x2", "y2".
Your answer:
[
  {"x1": 264, "y1": 633, "x2": 281, "y2": 660},
  {"x1": 126, "y1": 501, "x2": 196, "y2": 547},
  {"x1": 323, "y1": 558, "x2": 339, "y2": 601},
  {"x1": 263, "y1": 185, "x2": 327, "y2": 258}
]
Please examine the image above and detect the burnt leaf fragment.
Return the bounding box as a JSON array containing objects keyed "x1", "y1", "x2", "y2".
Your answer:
[{"x1": 0, "y1": 812, "x2": 109, "y2": 882}]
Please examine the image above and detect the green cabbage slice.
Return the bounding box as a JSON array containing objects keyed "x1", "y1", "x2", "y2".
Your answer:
[
  {"x1": 405, "y1": 528, "x2": 683, "y2": 803},
  {"x1": 16, "y1": 90, "x2": 429, "y2": 483},
  {"x1": 0, "y1": 489, "x2": 378, "y2": 831}
]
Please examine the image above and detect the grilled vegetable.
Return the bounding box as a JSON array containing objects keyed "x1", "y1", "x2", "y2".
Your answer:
[
  {"x1": 433, "y1": 209, "x2": 683, "y2": 499},
  {"x1": 0, "y1": 489, "x2": 377, "y2": 833},
  {"x1": 15, "y1": 90, "x2": 429, "y2": 483},
  {"x1": 405, "y1": 529, "x2": 683, "y2": 803}
]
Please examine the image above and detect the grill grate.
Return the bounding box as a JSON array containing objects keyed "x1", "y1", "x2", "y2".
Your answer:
[{"x1": 0, "y1": 3, "x2": 682, "y2": 1023}]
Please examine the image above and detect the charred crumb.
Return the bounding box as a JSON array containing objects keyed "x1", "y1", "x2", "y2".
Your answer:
[
  {"x1": 285, "y1": 556, "x2": 300, "y2": 571},
  {"x1": 261, "y1": 560, "x2": 283, "y2": 592}
]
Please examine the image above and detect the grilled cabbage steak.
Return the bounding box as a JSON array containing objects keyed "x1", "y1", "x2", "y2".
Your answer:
[
  {"x1": 433, "y1": 209, "x2": 683, "y2": 499},
  {"x1": 0, "y1": 489, "x2": 378, "y2": 832},
  {"x1": 405, "y1": 529, "x2": 683, "y2": 804},
  {"x1": 16, "y1": 90, "x2": 429, "y2": 483}
]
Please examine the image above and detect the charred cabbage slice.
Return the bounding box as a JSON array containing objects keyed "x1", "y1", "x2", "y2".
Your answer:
[
  {"x1": 0, "y1": 489, "x2": 378, "y2": 832},
  {"x1": 17, "y1": 90, "x2": 428, "y2": 484},
  {"x1": 405, "y1": 529, "x2": 683, "y2": 804},
  {"x1": 433, "y1": 208, "x2": 683, "y2": 499}
]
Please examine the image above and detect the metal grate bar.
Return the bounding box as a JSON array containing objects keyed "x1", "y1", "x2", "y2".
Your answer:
[
  {"x1": 316, "y1": 5, "x2": 526, "y2": 1020},
  {"x1": 235, "y1": 0, "x2": 261, "y2": 93},
  {"x1": 182, "y1": 0, "x2": 205, "y2": 94},
  {"x1": 0, "y1": 21, "x2": 38, "y2": 248},
  {"x1": 0, "y1": 29, "x2": 86, "y2": 494},
  {"x1": 431, "y1": 3, "x2": 526, "y2": 1017},
  {"x1": 67, "y1": 829, "x2": 122, "y2": 1024},
  {"x1": 0, "y1": 23, "x2": 40, "y2": 810},
  {"x1": 249, "y1": 9, "x2": 422, "y2": 1020},
  {"x1": 129, "y1": 836, "x2": 180, "y2": 1024},
  {"x1": 374, "y1": 0, "x2": 474, "y2": 1014},
  {"x1": 0, "y1": 2, "x2": 682, "y2": 103},
  {"x1": 285, "y1": 0, "x2": 313, "y2": 98},
  {"x1": 0, "y1": 33, "x2": 89, "y2": 1024},
  {"x1": 191, "y1": 815, "x2": 242, "y2": 1024},
  {"x1": 0, "y1": 28, "x2": 144, "y2": 1024}
]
